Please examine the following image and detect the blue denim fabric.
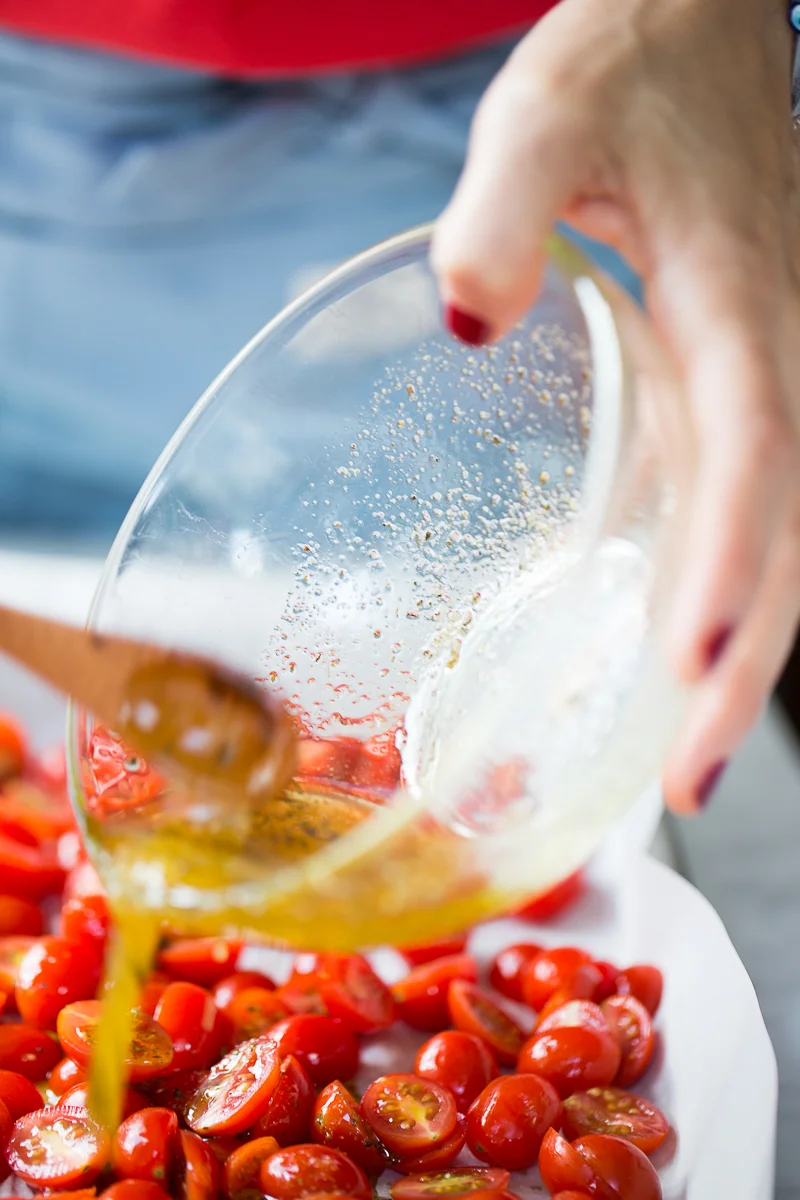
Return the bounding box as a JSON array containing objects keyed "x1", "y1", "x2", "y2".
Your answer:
[{"x1": 0, "y1": 32, "x2": 638, "y2": 537}]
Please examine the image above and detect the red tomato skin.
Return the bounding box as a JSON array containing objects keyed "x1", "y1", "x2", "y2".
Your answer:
[
  {"x1": 514, "y1": 871, "x2": 585, "y2": 922},
  {"x1": 522, "y1": 948, "x2": 592, "y2": 1012},
  {"x1": 0, "y1": 1022, "x2": 63, "y2": 1079},
  {"x1": 48, "y1": 1057, "x2": 88, "y2": 1097},
  {"x1": 267, "y1": 1014, "x2": 359, "y2": 1087},
  {"x1": 61, "y1": 895, "x2": 111, "y2": 950},
  {"x1": 6, "y1": 1106, "x2": 111, "y2": 1188},
  {"x1": 228, "y1": 987, "x2": 289, "y2": 1041},
  {"x1": 101, "y1": 1183, "x2": 172, "y2": 1200},
  {"x1": 390, "y1": 1166, "x2": 511, "y2": 1200},
  {"x1": 113, "y1": 1108, "x2": 180, "y2": 1183},
  {"x1": 0, "y1": 1067, "x2": 45, "y2": 1118},
  {"x1": 0, "y1": 1096, "x2": 11, "y2": 1181},
  {"x1": 154, "y1": 982, "x2": 219, "y2": 1070},
  {"x1": 0, "y1": 835, "x2": 65, "y2": 901},
  {"x1": 0, "y1": 935, "x2": 38, "y2": 995},
  {"x1": 0, "y1": 895, "x2": 44, "y2": 937},
  {"x1": 275, "y1": 972, "x2": 327, "y2": 1016},
  {"x1": 179, "y1": 1129, "x2": 222, "y2": 1200},
  {"x1": 535, "y1": 1000, "x2": 610, "y2": 1037},
  {"x1": 252, "y1": 1053, "x2": 316, "y2": 1144},
  {"x1": 562, "y1": 1088, "x2": 670, "y2": 1154},
  {"x1": 538, "y1": 1128, "x2": 611, "y2": 1199},
  {"x1": 0, "y1": 714, "x2": 27, "y2": 780},
  {"x1": 488, "y1": 944, "x2": 542, "y2": 1003},
  {"x1": 143, "y1": 1070, "x2": 207, "y2": 1124},
  {"x1": 465, "y1": 1074, "x2": 562, "y2": 1171},
  {"x1": 316, "y1": 954, "x2": 396, "y2": 1035},
  {"x1": 518, "y1": 1027, "x2": 622, "y2": 1099},
  {"x1": 312, "y1": 1080, "x2": 390, "y2": 1175},
  {"x1": 573, "y1": 1135, "x2": 662, "y2": 1200},
  {"x1": 601, "y1": 997, "x2": 656, "y2": 1088},
  {"x1": 392, "y1": 955, "x2": 479, "y2": 1032},
  {"x1": 15, "y1": 937, "x2": 102, "y2": 1029},
  {"x1": 139, "y1": 976, "x2": 170, "y2": 1018},
  {"x1": 534, "y1": 966, "x2": 604, "y2": 1028},
  {"x1": 401, "y1": 936, "x2": 468, "y2": 967},
  {"x1": 414, "y1": 1030, "x2": 499, "y2": 1113},
  {"x1": 447, "y1": 981, "x2": 524, "y2": 1067},
  {"x1": 59, "y1": 1082, "x2": 148, "y2": 1119},
  {"x1": 591, "y1": 963, "x2": 620, "y2": 1004},
  {"x1": 212, "y1": 971, "x2": 276, "y2": 1013},
  {"x1": 158, "y1": 939, "x2": 244, "y2": 987},
  {"x1": 258, "y1": 1143, "x2": 372, "y2": 1200},
  {"x1": 615, "y1": 967, "x2": 663, "y2": 1017},
  {"x1": 223, "y1": 1135, "x2": 281, "y2": 1196},
  {"x1": 551, "y1": 1193, "x2": 597, "y2": 1200},
  {"x1": 390, "y1": 1118, "x2": 467, "y2": 1174},
  {"x1": 361, "y1": 1073, "x2": 458, "y2": 1158}
]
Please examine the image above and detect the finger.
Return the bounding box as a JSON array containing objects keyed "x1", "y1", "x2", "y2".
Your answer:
[
  {"x1": 431, "y1": 37, "x2": 593, "y2": 341},
  {"x1": 663, "y1": 493, "x2": 800, "y2": 814}
]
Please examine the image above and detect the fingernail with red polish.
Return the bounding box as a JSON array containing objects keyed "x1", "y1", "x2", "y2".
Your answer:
[
  {"x1": 706, "y1": 626, "x2": 734, "y2": 670},
  {"x1": 697, "y1": 760, "x2": 728, "y2": 809},
  {"x1": 444, "y1": 304, "x2": 490, "y2": 346}
]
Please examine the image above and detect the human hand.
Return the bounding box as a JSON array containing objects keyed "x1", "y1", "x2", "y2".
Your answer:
[{"x1": 432, "y1": 0, "x2": 800, "y2": 812}]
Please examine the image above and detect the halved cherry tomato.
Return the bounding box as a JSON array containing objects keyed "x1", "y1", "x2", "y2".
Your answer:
[
  {"x1": 158, "y1": 939, "x2": 244, "y2": 987},
  {"x1": 0, "y1": 1066, "x2": 45, "y2": 1118},
  {"x1": 487, "y1": 944, "x2": 541, "y2": 1003},
  {"x1": 57, "y1": 1000, "x2": 174, "y2": 1081},
  {"x1": 591, "y1": 962, "x2": 620, "y2": 1004},
  {"x1": 59, "y1": 1081, "x2": 148, "y2": 1119},
  {"x1": 139, "y1": 975, "x2": 170, "y2": 1018},
  {"x1": 361, "y1": 1073, "x2": 457, "y2": 1157},
  {"x1": 447, "y1": 981, "x2": 524, "y2": 1066},
  {"x1": 0, "y1": 895, "x2": 44, "y2": 937},
  {"x1": 601, "y1": 996, "x2": 656, "y2": 1088},
  {"x1": 537, "y1": 1129, "x2": 603, "y2": 1197},
  {"x1": 401, "y1": 936, "x2": 468, "y2": 968},
  {"x1": 41, "y1": 1190, "x2": 98, "y2": 1200},
  {"x1": 312, "y1": 1080, "x2": 389, "y2": 1176},
  {"x1": 61, "y1": 895, "x2": 111, "y2": 950},
  {"x1": 514, "y1": 870, "x2": 585, "y2": 922},
  {"x1": 414, "y1": 1030, "x2": 499, "y2": 1114},
  {"x1": 16, "y1": 936, "x2": 102, "y2": 1030},
  {"x1": 101, "y1": 1183, "x2": 171, "y2": 1200},
  {"x1": 223, "y1": 1135, "x2": 280, "y2": 1198},
  {"x1": 562, "y1": 1088, "x2": 670, "y2": 1154},
  {"x1": 0, "y1": 1021, "x2": 63, "y2": 1079},
  {"x1": 522, "y1": 948, "x2": 592, "y2": 1012},
  {"x1": 571, "y1": 1134, "x2": 662, "y2": 1200},
  {"x1": 154, "y1": 983, "x2": 219, "y2": 1070},
  {"x1": 227, "y1": 987, "x2": 288, "y2": 1041},
  {"x1": 144, "y1": 1070, "x2": 206, "y2": 1124},
  {"x1": 267, "y1": 1014, "x2": 359, "y2": 1087},
  {"x1": 316, "y1": 954, "x2": 395, "y2": 1034},
  {"x1": 533, "y1": 965, "x2": 604, "y2": 1028},
  {"x1": 6, "y1": 1106, "x2": 111, "y2": 1188},
  {"x1": 550, "y1": 1193, "x2": 595, "y2": 1200},
  {"x1": 185, "y1": 1036, "x2": 280, "y2": 1136},
  {"x1": 275, "y1": 970, "x2": 327, "y2": 1016},
  {"x1": 113, "y1": 1107, "x2": 180, "y2": 1183},
  {"x1": 48, "y1": 1057, "x2": 88, "y2": 1097},
  {"x1": 0, "y1": 713, "x2": 27, "y2": 780},
  {"x1": 536, "y1": 1000, "x2": 611, "y2": 1037},
  {"x1": 391, "y1": 1166, "x2": 511, "y2": 1200},
  {"x1": 392, "y1": 1118, "x2": 467, "y2": 1175},
  {"x1": 0, "y1": 834, "x2": 65, "y2": 901},
  {"x1": 201, "y1": 1136, "x2": 241, "y2": 1166},
  {"x1": 212, "y1": 971, "x2": 276, "y2": 1013},
  {"x1": 392, "y1": 955, "x2": 478, "y2": 1032},
  {"x1": 615, "y1": 967, "x2": 663, "y2": 1017},
  {"x1": 518, "y1": 1026, "x2": 622, "y2": 1099},
  {"x1": 252, "y1": 1053, "x2": 315, "y2": 1144},
  {"x1": 258, "y1": 1143, "x2": 372, "y2": 1200},
  {"x1": 465, "y1": 1074, "x2": 561, "y2": 1170},
  {"x1": 0, "y1": 934, "x2": 38, "y2": 994},
  {"x1": 179, "y1": 1129, "x2": 222, "y2": 1200}
]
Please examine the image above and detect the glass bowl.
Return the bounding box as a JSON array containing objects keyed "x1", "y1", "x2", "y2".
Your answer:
[{"x1": 66, "y1": 225, "x2": 691, "y2": 949}]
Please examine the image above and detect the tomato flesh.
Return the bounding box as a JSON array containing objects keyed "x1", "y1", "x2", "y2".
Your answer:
[
  {"x1": 447, "y1": 981, "x2": 523, "y2": 1066},
  {"x1": 312, "y1": 1080, "x2": 389, "y2": 1175},
  {"x1": 392, "y1": 1118, "x2": 467, "y2": 1175},
  {"x1": 562, "y1": 1088, "x2": 670, "y2": 1154},
  {"x1": 601, "y1": 996, "x2": 656, "y2": 1087},
  {"x1": 465, "y1": 1074, "x2": 561, "y2": 1171},
  {"x1": 6, "y1": 1106, "x2": 111, "y2": 1188},
  {"x1": 390, "y1": 1166, "x2": 511, "y2": 1200},
  {"x1": 361, "y1": 1073, "x2": 457, "y2": 1157},
  {"x1": 257, "y1": 1143, "x2": 372, "y2": 1200},
  {"x1": 184, "y1": 1036, "x2": 280, "y2": 1136},
  {"x1": 223, "y1": 1135, "x2": 281, "y2": 1197},
  {"x1": 414, "y1": 1030, "x2": 499, "y2": 1113},
  {"x1": 57, "y1": 1000, "x2": 174, "y2": 1082}
]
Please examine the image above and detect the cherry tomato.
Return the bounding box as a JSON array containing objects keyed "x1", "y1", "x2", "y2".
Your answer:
[
  {"x1": 591, "y1": 962, "x2": 620, "y2": 1004},
  {"x1": 59, "y1": 1081, "x2": 148, "y2": 1119},
  {"x1": 390, "y1": 1167, "x2": 511, "y2": 1200},
  {"x1": 562, "y1": 1088, "x2": 670, "y2": 1154},
  {"x1": 522, "y1": 948, "x2": 592, "y2": 1012},
  {"x1": 514, "y1": 870, "x2": 585, "y2": 922},
  {"x1": 41, "y1": 1190, "x2": 98, "y2": 1200},
  {"x1": 392, "y1": 955, "x2": 478, "y2": 1032},
  {"x1": 465, "y1": 1074, "x2": 561, "y2": 1171},
  {"x1": 15, "y1": 936, "x2": 102, "y2": 1030},
  {"x1": 518, "y1": 1026, "x2": 622, "y2": 1099},
  {"x1": 0, "y1": 895, "x2": 44, "y2": 937},
  {"x1": 295, "y1": 737, "x2": 362, "y2": 784},
  {"x1": 57, "y1": 1000, "x2": 174, "y2": 1081},
  {"x1": 7, "y1": 1106, "x2": 111, "y2": 1188},
  {"x1": 0, "y1": 934, "x2": 38, "y2": 994},
  {"x1": 601, "y1": 996, "x2": 656, "y2": 1088},
  {"x1": 447, "y1": 981, "x2": 524, "y2": 1066},
  {"x1": 0, "y1": 1067, "x2": 44, "y2": 1119},
  {"x1": 361, "y1": 1073, "x2": 457, "y2": 1157},
  {"x1": 487, "y1": 944, "x2": 541, "y2": 1003},
  {"x1": 258, "y1": 1144, "x2": 372, "y2": 1200},
  {"x1": 0, "y1": 714, "x2": 27, "y2": 780},
  {"x1": 223, "y1": 1135, "x2": 280, "y2": 1197},
  {"x1": 212, "y1": 971, "x2": 276, "y2": 1013},
  {"x1": 158, "y1": 938, "x2": 244, "y2": 987},
  {"x1": 0, "y1": 835, "x2": 65, "y2": 901},
  {"x1": 101, "y1": 1184, "x2": 171, "y2": 1200},
  {"x1": 536, "y1": 1000, "x2": 611, "y2": 1037},
  {"x1": 139, "y1": 975, "x2": 170, "y2": 1018},
  {"x1": 401, "y1": 936, "x2": 468, "y2": 968},
  {"x1": 179, "y1": 1129, "x2": 222, "y2": 1200},
  {"x1": 200, "y1": 1135, "x2": 241, "y2": 1165},
  {"x1": 534, "y1": 965, "x2": 604, "y2": 1028},
  {"x1": 144, "y1": 1070, "x2": 207, "y2": 1123},
  {"x1": 550, "y1": 1194, "x2": 595, "y2": 1200},
  {"x1": 414, "y1": 1030, "x2": 499, "y2": 1114},
  {"x1": 572, "y1": 1134, "x2": 662, "y2": 1200},
  {"x1": 537, "y1": 1129, "x2": 603, "y2": 1197},
  {"x1": 0, "y1": 1021, "x2": 63, "y2": 1079},
  {"x1": 113, "y1": 1107, "x2": 180, "y2": 1183},
  {"x1": 48, "y1": 1057, "x2": 88, "y2": 1097},
  {"x1": 227, "y1": 987, "x2": 289, "y2": 1041},
  {"x1": 392, "y1": 1118, "x2": 467, "y2": 1175},
  {"x1": 615, "y1": 967, "x2": 663, "y2": 1017},
  {"x1": 267, "y1": 1014, "x2": 359, "y2": 1087},
  {"x1": 350, "y1": 732, "x2": 403, "y2": 794},
  {"x1": 316, "y1": 954, "x2": 395, "y2": 1034},
  {"x1": 0, "y1": 1096, "x2": 11, "y2": 1180},
  {"x1": 275, "y1": 970, "x2": 326, "y2": 1016},
  {"x1": 252, "y1": 1053, "x2": 315, "y2": 1144},
  {"x1": 61, "y1": 895, "x2": 111, "y2": 950},
  {"x1": 312, "y1": 1080, "x2": 389, "y2": 1176},
  {"x1": 185, "y1": 1036, "x2": 280, "y2": 1136},
  {"x1": 154, "y1": 982, "x2": 219, "y2": 1070}
]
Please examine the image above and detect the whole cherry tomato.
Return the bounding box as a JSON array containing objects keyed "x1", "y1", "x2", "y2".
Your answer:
[
  {"x1": 113, "y1": 1107, "x2": 180, "y2": 1183},
  {"x1": 414, "y1": 1030, "x2": 499, "y2": 1113},
  {"x1": 154, "y1": 982, "x2": 220, "y2": 1070},
  {"x1": 392, "y1": 955, "x2": 478, "y2": 1032},
  {"x1": 517, "y1": 1026, "x2": 622, "y2": 1099},
  {"x1": 562, "y1": 1088, "x2": 670, "y2": 1154},
  {"x1": 252, "y1": 1053, "x2": 316, "y2": 1144},
  {"x1": 6, "y1": 1107, "x2": 111, "y2": 1188},
  {"x1": 267, "y1": 1014, "x2": 359, "y2": 1087},
  {"x1": 0, "y1": 1067, "x2": 45, "y2": 1118},
  {"x1": 61, "y1": 895, "x2": 111, "y2": 950},
  {"x1": 522, "y1": 948, "x2": 592, "y2": 1012},
  {"x1": 312, "y1": 1080, "x2": 390, "y2": 1175},
  {"x1": 258, "y1": 1144, "x2": 372, "y2": 1200},
  {"x1": 185, "y1": 1037, "x2": 281, "y2": 1136},
  {"x1": 315, "y1": 954, "x2": 395, "y2": 1034},
  {"x1": 361, "y1": 1073, "x2": 457, "y2": 1158},
  {"x1": 615, "y1": 967, "x2": 663, "y2": 1017},
  {"x1": 601, "y1": 996, "x2": 656, "y2": 1088},
  {"x1": 447, "y1": 981, "x2": 524, "y2": 1066},
  {"x1": 0, "y1": 895, "x2": 43, "y2": 937},
  {"x1": 47, "y1": 1057, "x2": 88, "y2": 1097},
  {"x1": 465, "y1": 1074, "x2": 562, "y2": 1170},
  {"x1": 15, "y1": 936, "x2": 102, "y2": 1030},
  {"x1": 487, "y1": 944, "x2": 542, "y2": 1003},
  {"x1": 0, "y1": 1021, "x2": 63, "y2": 1079}
]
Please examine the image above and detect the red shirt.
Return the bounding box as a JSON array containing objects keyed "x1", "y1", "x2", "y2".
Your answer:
[{"x1": 0, "y1": 1, "x2": 555, "y2": 76}]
